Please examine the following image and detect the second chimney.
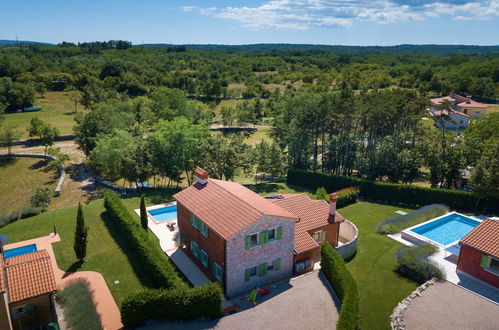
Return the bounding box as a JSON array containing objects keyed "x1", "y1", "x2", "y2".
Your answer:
[
  {"x1": 194, "y1": 167, "x2": 209, "y2": 185},
  {"x1": 329, "y1": 193, "x2": 338, "y2": 217}
]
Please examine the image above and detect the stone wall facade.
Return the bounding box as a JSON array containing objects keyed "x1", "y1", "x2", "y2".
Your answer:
[{"x1": 225, "y1": 215, "x2": 296, "y2": 298}]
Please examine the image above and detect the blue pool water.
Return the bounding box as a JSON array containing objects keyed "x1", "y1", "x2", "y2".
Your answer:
[
  {"x1": 411, "y1": 213, "x2": 480, "y2": 246},
  {"x1": 148, "y1": 205, "x2": 177, "y2": 222},
  {"x1": 3, "y1": 244, "x2": 38, "y2": 259}
]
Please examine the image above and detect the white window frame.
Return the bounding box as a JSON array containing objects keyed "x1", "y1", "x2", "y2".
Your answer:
[
  {"x1": 214, "y1": 263, "x2": 222, "y2": 281},
  {"x1": 267, "y1": 228, "x2": 276, "y2": 241},
  {"x1": 11, "y1": 305, "x2": 26, "y2": 318},
  {"x1": 485, "y1": 256, "x2": 499, "y2": 275},
  {"x1": 199, "y1": 220, "x2": 209, "y2": 237},
  {"x1": 312, "y1": 231, "x2": 323, "y2": 242},
  {"x1": 267, "y1": 260, "x2": 274, "y2": 272},
  {"x1": 200, "y1": 249, "x2": 208, "y2": 268},
  {"x1": 249, "y1": 233, "x2": 259, "y2": 247}
]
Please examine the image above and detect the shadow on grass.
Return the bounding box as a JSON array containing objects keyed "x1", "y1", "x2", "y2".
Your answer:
[
  {"x1": 63, "y1": 260, "x2": 85, "y2": 278},
  {"x1": 122, "y1": 188, "x2": 181, "y2": 205},
  {"x1": 99, "y1": 211, "x2": 155, "y2": 288},
  {"x1": 29, "y1": 159, "x2": 48, "y2": 169},
  {"x1": 0, "y1": 157, "x2": 17, "y2": 167}
]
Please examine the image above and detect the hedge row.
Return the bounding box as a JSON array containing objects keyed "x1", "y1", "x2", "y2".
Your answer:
[
  {"x1": 335, "y1": 187, "x2": 360, "y2": 209},
  {"x1": 377, "y1": 204, "x2": 450, "y2": 234},
  {"x1": 0, "y1": 207, "x2": 42, "y2": 227},
  {"x1": 320, "y1": 241, "x2": 359, "y2": 330},
  {"x1": 396, "y1": 243, "x2": 445, "y2": 282},
  {"x1": 103, "y1": 191, "x2": 223, "y2": 327},
  {"x1": 288, "y1": 169, "x2": 499, "y2": 213}
]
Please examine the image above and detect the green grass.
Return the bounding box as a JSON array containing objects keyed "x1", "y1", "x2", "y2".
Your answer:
[
  {"x1": 3, "y1": 91, "x2": 85, "y2": 139},
  {"x1": 339, "y1": 201, "x2": 419, "y2": 330},
  {"x1": 0, "y1": 157, "x2": 57, "y2": 215},
  {"x1": 58, "y1": 280, "x2": 103, "y2": 330}
]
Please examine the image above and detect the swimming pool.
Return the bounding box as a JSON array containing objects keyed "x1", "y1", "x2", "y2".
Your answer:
[
  {"x1": 3, "y1": 244, "x2": 38, "y2": 259},
  {"x1": 148, "y1": 205, "x2": 177, "y2": 223},
  {"x1": 402, "y1": 212, "x2": 480, "y2": 247}
]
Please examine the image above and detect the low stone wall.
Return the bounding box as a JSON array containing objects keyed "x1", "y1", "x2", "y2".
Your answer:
[
  {"x1": 336, "y1": 219, "x2": 358, "y2": 260},
  {"x1": 390, "y1": 278, "x2": 437, "y2": 330},
  {"x1": 0, "y1": 153, "x2": 65, "y2": 196}
]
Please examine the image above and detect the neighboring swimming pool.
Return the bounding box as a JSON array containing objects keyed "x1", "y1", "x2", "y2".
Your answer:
[
  {"x1": 3, "y1": 244, "x2": 38, "y2": 259},
  {"x1": 148, "y1": 205, "x2": 177, "y2": 223},
  {"x1": 402, "y1": 212, "x2": 480, "y2": 247}
]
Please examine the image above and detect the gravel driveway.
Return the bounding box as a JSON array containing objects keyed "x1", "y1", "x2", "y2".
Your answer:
[
  {"x1": 402, "y1": 281, "x2": 499, "y2": 330},
  {"x1": 142, "y1": 270, "x2": 340, "y2": 330}
]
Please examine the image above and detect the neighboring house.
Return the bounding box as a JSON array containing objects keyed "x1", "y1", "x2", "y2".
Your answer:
[
  {"x1": 0, "y1": 250, "x2": 57, "y2": 330},
  {"x1": 457, "y1": 219, "x2": 499, "y2": 289},
  {"x1": 430, "y1": 92, "x2": 489, "y2": 119},
  {"x1": 431, "y1": 109, "x2": 470, "y2": 129},
  {"x1": 174, "y1": 168, "x2": 346, "y2": 298}
]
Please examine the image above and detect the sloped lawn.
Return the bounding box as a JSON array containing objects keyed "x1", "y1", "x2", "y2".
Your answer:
[{"x1": 339, "y1": 201, "x2": 419, "y2": 329}]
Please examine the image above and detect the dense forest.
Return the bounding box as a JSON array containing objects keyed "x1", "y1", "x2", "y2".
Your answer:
[{"x1": 0, "y1": 42, "x2": 497, "y2": 200}]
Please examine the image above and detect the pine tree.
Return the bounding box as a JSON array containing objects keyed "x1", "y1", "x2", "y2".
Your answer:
[
  {"x1": 73, "y1": 203, "x2": 88, "y2": 262},
  {"x1": 316, "y1": 187, "x2": 328, "y2": 202},
  {"x1": 140, "y1": 194, "x2": 148, "y2": 230}
]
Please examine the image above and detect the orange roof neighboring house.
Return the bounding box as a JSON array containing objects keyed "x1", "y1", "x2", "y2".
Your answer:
[
  {"x1": 432, "y1": 109, "x2": 470, "y2": 118},
  {"x1": 430, "y1": 96, "x2": 454, "y2": 105},
  {"x1": 456, "y1": 99, "x2": 488, "y2": 108},
  {"x1": 173, "y1": 179, "x2": 298, "y2": 239},
  {"x1": 2, "y1": 250, "x2": 57, "y2": 303},
  {"x1": 431, "y1": 93, "x2": 487, "y2": 109},
  {"x1": 271, "y1": 194, "x2": 345, "y2": 254},
  {"x1": 0, "y1": 260, "x2": 5, "y2": 293},
  {"x1": 459, "y1": 219, "x2": 499, "y2": 259}
]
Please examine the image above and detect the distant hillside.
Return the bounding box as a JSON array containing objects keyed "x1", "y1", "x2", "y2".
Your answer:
[
  {"x1": 0, "y1": 40, "x2": 53, "y2": 46},
  {"x1": 138, "y1": 43, "x2": 499, "y2": 55}
]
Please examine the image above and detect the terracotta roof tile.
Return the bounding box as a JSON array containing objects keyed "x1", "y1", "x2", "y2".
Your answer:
[
  {"x1": 459, "y1": 219, "x2": 499, "y2": 259},
  {"x1": 174, "y1": 179, "x2": 298, "y2": 239},
  {"x1": 0, "y1": 257, "x2": 5, "y2": 293},
  {"x1": 4, "y1": 250, "x2": 57, "y2": 303},
  {"x1": 456, "y1": 100, "x2": 487, "y2": 108},
  {"x1": 272, "y1": 194, "x2": 345, "y2": 254},
  {"x1": 432, "y1": 109, "x2": 470, "y2": 118}
]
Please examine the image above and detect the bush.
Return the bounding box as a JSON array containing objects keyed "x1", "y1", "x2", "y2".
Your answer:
[
  {"x1": 377, "y1": 204, "x2": 450, "y2": 234},
  {"x1": 58, "y1": 280, "x2": 103, "y2": 330},
  {"x1": 336, "y1": 187, "x2": 360, "y2": 208},
  {"x1": 29, "y1": 187, "x2": 52, "y2": 211},
  {"x1": 320, "y1": 241, "x2": 359, "y2": 330},
  {"x1": 287, "y1": 169, "x2": 499, "y2": 213},
  {"x1": 315, "y1": 187, "x2": 328, "y2": 202},
  {"x1": 0, "y1": 206, "x2": 42, "y2": 227},
  {"x1": 103, "y1": 191, "x2": 223, "y2": 327},
  {"x1": 395, "y1": 243, "x2": 445, "y2": 282}
]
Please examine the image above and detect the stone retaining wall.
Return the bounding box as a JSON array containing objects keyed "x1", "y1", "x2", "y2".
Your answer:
[{"x1": 0, "y1": 153, "x2": 65, "y2": 196}]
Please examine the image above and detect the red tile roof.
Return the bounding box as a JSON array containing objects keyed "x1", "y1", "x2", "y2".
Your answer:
[
  {"x1": 459, "y1": 219, "x2": 499, "y2": 259},
  {"x1": 432, "y1": 109, "x2": 470, "y2": 118},
  {"x1": 271, "y1": 194, "x2": 345, "y2": 254},
  {"x1": 431, "y1": 96, "x2": 454, "y2": 105},
  {"x1": 3, "y1": 250, "x2": 57, "y2": 303},
  {"x1": 456, "y1": 99, "x2": 487, "y2": 108},
  {"x1": 0, "y1": 259, "x2": 5, "y2": 293},
  {"x1": 173, "y1": 179, "x2": 298, "y2": 239}
]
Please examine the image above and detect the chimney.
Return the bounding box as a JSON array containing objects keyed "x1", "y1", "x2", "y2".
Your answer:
[
  {"x1": 329, "y1": 193, "x2": 338, "y2": 217},
  {"x1": 194, "y1": 167, "x2": 209, "y2": 185}
]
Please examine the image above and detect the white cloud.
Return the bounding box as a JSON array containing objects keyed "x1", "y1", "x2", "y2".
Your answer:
[{"x1": 183, "y1": 0, "x2": 499, "y2": 29}]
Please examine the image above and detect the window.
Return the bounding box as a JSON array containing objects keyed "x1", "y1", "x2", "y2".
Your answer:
[
  {"x1": 267, "y1": 261, "x2": 274, "y2": 271},
  {"x1": 199, "y1": 220, "x2": 209, "y2": 237},
  {"x1": 267, "y1": 228, "x2": 276, "y2": 241},
  {"x1": 200, "y1": 249, "x2": 208, "y2": 267},
  {"x1": 191, "y1": 241, "x2": 199, "y2": 259},
  {"x1": 213, "y1": 263, "x2": 223, "y2": 282},
  {"x1": 489, "y1": 258, "x2": 499, "y2": 273},
  {"x1": 250, "y1": 234, "x2": 259, "y2": 246},
  {"x1": 190, "y1": 213, "x2": 199, "y2": 229},
  {"x1": 245, "y1": 266, "x2": 257, "y2": 281},
  {"x1": 312, "y1": 230, "x2": 325, "y2": 242},
  {"x1": 11, "y1": 306, "x2": 26, "y2": 318}
]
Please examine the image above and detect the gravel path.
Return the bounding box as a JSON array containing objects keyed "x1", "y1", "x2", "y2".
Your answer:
[
  {"x1": 142, "y1": 270, "x2": 340, "y2": 330},
  {"x1": 403, "y1": 281, "x2": 499, "y2": 330}
]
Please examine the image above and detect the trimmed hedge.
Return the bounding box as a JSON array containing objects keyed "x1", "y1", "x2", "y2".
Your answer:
[
  {"x1": 288, "y1": 169, "x2": 499, "y2": 213},
  {"x1": 0, "y1": 207, "x2": 43, "y2": 227},
  {"x1": 396, "y1": 243, "x2": 445, "y2": 282},
  {"x1": 103, "y1": 191, "x2": 223, "y2": 327},
  {"x1": 320, "y1": 241, "x2": 359, "y2": 330},
  {"x1": 335, "y1": 187, "x2": 360, "y2": 209},
  {"x1": 377, "y1": 204, "x2": 450, "y2": 234}
]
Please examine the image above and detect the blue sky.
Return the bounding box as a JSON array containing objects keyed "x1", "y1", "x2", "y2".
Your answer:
[{"x1": 1, "y1": 0, "x2": 498, "y2": 45}]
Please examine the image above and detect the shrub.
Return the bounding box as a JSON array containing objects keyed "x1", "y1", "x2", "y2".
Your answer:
[
  {"x1": 335, "y1": 187, "x2": 360, "y2": 208},
  {"x1": 0, "y1": 206, "x2": 42, "y2": 227},
  {"x1": 287, "y1": 169, "x2": 499, "y2": 213},
  {"x1": 103, "y1": 191, "x2": 223, "y2": 327},
  {"x1": 377, "y1": 204, "x2": 450, "y2": 234},
  {"x1": 315, "y1": 187, "x2": 328, "y2": 202},
  {"x1": 58, "y1": 280, "x2": 103, "y2": 330},
  {"x1": 29, "y1": 187, "x2": 52, "y2": 211},
  {"x1": 320, "y1": 241, "x2": 359, "y2": 330},
  {"x1": 395, "y1": 243, "x2": 445, "y2": 282}
]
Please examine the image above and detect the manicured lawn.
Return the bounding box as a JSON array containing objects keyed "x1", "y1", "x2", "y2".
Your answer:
[
  {"x1": 0, "y1": 157, "x2": 57, "y2": 215},
  {"x1": 339, "y1": 201, "x2": 419, "y2": 330},
  {"x1": 58, "y1": 280, "x2": 103, "y2": 330},
  {"x1": 3, "y1": 91, "x2": 85, "y2": 139}
]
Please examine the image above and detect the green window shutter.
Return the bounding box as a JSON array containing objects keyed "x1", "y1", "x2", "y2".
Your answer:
[
  {"x1": 321, "y1": 230, "x2": 326, "y2": 241},
  {"x1": 259, "y1": 231, "x2": 266, "y2": 245},
  {"x1": 275, "y1": 258, "x2": 281, "y2": 271},
  {"x1": 190, "y1": 213, "x2": 195, "y2": 227},
  {"x1": 258, "y1": 263, "x2": 267, "y2": 276},
  {"x1": 195, "y1": 217, "x2": 200, "y2": 230},
  {"x1": 245, "y1": 236, "x2": 251, "y2": 249},
  {"x1": 480, "y1": 255, "x2": 489, "y2": 268},
  {"x1": 245, "y1": 269, "x2": 251, "y2": 282},
  {"x1": 190, "y1": 240, "x2": 195, "y2": 253},
  {"x1": 276, "y1": 226, "x2": 283, "y2": 240}
]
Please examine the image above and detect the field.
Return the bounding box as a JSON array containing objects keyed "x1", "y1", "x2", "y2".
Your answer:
[
  {"x1": 340, "y1": 201, "x2": 418, "y2": 329},
  {"x1": 0, "y1": 157, "x2": 57, "y2": 215},
  {"x1": 3, "y1": 91, "x2": 85, "y2": 139}
]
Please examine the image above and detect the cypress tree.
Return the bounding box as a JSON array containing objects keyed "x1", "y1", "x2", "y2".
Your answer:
[
  {"x1": 73, "y1": 202, "x2": 88, "y2": 262},
  {"x1": 140, "y1": 194, "x2": 148, "y2": 230}
]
